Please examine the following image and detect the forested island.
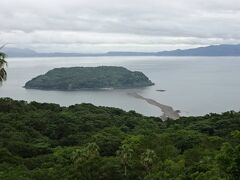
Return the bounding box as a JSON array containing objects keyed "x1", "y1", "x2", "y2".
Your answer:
[
  {"x1": 0, "y1": 98, "x2": 239, "y2": 179},
  {"x1": 24, "y1": 66, "x2": 154, "y2": 90}
]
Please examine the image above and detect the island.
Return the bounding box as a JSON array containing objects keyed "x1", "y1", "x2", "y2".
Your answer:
[{"x1": 24, "y1": 66, "x2": 154, "y2": 90}]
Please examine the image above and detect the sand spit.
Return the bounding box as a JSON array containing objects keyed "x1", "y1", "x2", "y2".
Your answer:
[{"x1": 128, "y1": 92, "x2": 180, "y2": 120}]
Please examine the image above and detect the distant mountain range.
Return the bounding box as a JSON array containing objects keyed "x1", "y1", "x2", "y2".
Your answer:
[{"x1": 3, "y1": 44, "x2": 240, "y2": 57}]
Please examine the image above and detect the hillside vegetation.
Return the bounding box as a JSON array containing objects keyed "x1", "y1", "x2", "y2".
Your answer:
[
  {"x1": 0, "y1": 98, "x2": 240, "y2": 179},
  {"x1": 24, "y1": 66, "x2": 154, "y2": 90}
]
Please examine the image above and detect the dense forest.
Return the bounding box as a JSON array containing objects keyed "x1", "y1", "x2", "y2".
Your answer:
[
  {"x1": 0, "y1": 98, "x2": 239, "y2": 179},
  {"x1": 24, "y1": 66, "x2": 154, "y2": 90}
]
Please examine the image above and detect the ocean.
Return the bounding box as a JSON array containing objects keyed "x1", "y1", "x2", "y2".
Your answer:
[{"x1": 1, "y1": 56, "x2": 240, "y2": 117}]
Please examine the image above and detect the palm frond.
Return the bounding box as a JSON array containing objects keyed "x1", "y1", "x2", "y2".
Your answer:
[
  {"x1": 0, "y1": 49, "x2": 7, "y2": 83},
  {"x1": 0, "y1": 68, "x2": 7, "y2": 81}
]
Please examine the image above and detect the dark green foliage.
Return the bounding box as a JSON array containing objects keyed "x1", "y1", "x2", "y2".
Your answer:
[
  {"x1": 0, "y1": 98, "x2": 239, "y2": 179},
  {"x1": 24, "y1": 66, "x2": 154, "y2": 90}
]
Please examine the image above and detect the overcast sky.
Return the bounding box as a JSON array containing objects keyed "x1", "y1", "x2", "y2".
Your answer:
[{"x1": 1, "y1": 0, "x2": 240, "y2": 52}]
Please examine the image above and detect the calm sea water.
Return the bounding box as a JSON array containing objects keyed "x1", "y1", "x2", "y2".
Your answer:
[{"x1": 1, "y1": 56, "x2": 240, "y2": 117}]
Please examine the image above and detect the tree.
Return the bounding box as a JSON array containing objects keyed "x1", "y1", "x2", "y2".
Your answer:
[
  {"x1": 117, "y1": 144, "x2": 134, "y2": 177},
  {"x1": 0, "y1": 50, "x2": 7, "y2": 83},
  {"x1": 72, "y1": 143, "x2": 100, "y2": 165},
  {"x1": 71, "y1": 143, "x2": 100, "y2": 179},
  {"x1": 140, "y1": 149, "x2": 157, "y2": 175},
  {"x1": 216, "y1": 143, "x2": 240, "y2": 179}
]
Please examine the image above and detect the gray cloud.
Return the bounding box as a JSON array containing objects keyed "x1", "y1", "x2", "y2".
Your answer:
[{"x1": 0, "y1": 0, "x2": 240, "y2": 52}]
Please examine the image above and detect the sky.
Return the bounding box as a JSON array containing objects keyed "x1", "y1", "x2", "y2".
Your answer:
[{"x1": 0, "y1": 0, "x2": 240, "y2": 53}]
